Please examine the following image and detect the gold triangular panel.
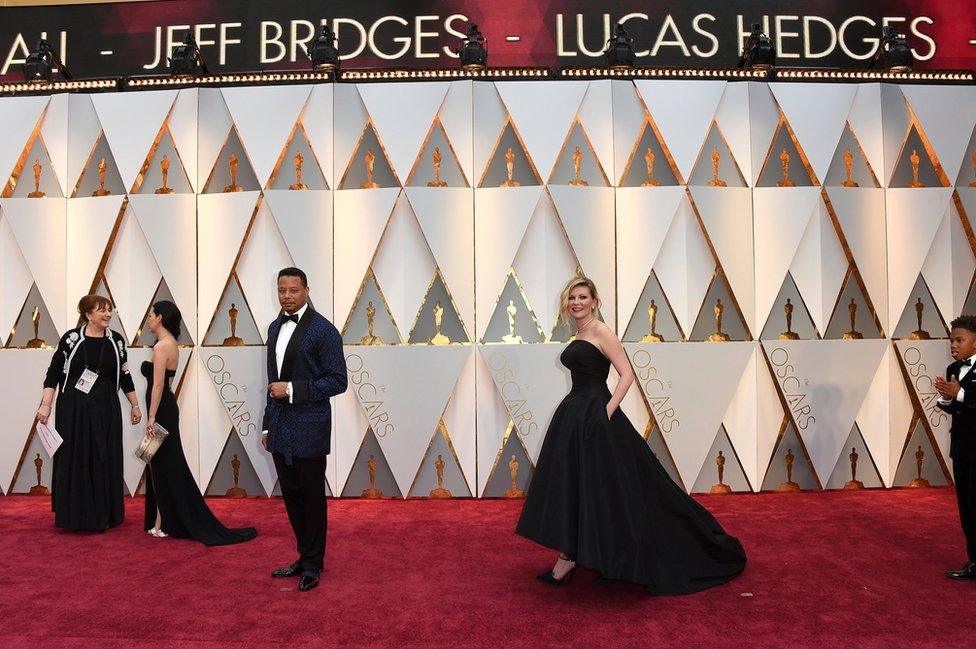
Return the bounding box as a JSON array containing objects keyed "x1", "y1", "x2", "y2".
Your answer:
[
  {"x1": 759, "y1": 272, "x2": 820, "y2": 341},
  {"x1": 267, "y1": 123, "x2": 329, "y2": 191},
  {"x1": 340, "y1": 428, "x2": 402, "y2": 497},
  {"x1": 824, "y1": 424, "x2": 884, "y2": 489},
  {"x1": 647, "y1": 424, "x2": 684, "y2": 490},
  {"x1": 204, "y1": 428, "x2": 265, "y2": 496},
  {"x1": 481, "y1": 269, "x2": 545, "y2": 344},
  {"x1": 133, "y1": 127, "x2": 193, "y2": 195},
  {"x1": 760, "y1": 419, "x2": 820, "y2": 491},
  {"x1": 407, "y1": 423, "x2": 471, "y2": 498},
  {"x1": 131, "y1": 278, "x2": 196, "y2": 347},
  {"x1": 892, "y1": 419, "x2": 950, "y2": 487},
  {"x1": 890, "y1": 124, "x2": 948, "y2": 188},
  {"x1": 71, "y1": 132, "x2": 127, "y2": 198},
  {"x1": 478, "y1": 119, "x2": 542, "y2": 188},
  {"x1": 342, "y1": 270, "x2": 402, "y2": 345},
  {"x1": 5, "y1": 283, "x2": 58, "y2": 349},
  {"x1": 407, "y1": 269, "x2": 469, "y2": 345},
  {"x1": 823, "y1": 271, "x2": 884, "y2": 339},
  {"x1": 406, "y1": 119, "x2": 468, "y2": 188},
  {"x1": 338, "y1": 121, "x2": 400, "y2": 189},
  {"x1": 202, "y1": 127, "x2": 261, "y2": 194},
  {"x1": 690, "y1": 425, "x2": 753, "y2": 493},
  {"x1": 687, "y1": 122, "x2": 747, "y2": 188},
  {"x1": 4, "y1": 133, "x2": 63, "y2": 198},
  {"x1": 482, "y1": 422, "x2": 533, "y2": 498},
  {"x1": 823, "y1": 123, "x2": 881, "y2": 188},
  {"x1": 548, "y1": 120, "x2": 610, "y2": 187},
  {"x1": 689, "y1": 274, "x2": 752, "y2": 342},
  {"x1": 623, "y1": 270, "x2": 684, "y2": 342},
  {"x1": 892, "y1": 275, "x2": 948, "y2": 339},
  {"x1": 756, "y1": 121, "x2": 818, "y2": 187},
  {"x1": 202, "y1": 274, "x2": 263, "y2": 346},
  {"x1": 618, "y1": 119, "x2": 681, "y2": 187}
]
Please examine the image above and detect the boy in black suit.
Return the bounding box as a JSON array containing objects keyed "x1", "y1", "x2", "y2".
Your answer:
[{"x1": 936, "y1": 315, "x2": 976, "y2": 580}]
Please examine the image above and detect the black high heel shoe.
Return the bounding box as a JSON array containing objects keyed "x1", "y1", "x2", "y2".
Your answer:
[{"x1": 537, "y1": 554, "x2": 577, "y2": 586}]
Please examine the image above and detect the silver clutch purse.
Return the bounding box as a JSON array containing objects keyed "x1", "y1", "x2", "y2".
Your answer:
[{"x1": 134, "y1": 422, "x2": 170, "y2": 463}]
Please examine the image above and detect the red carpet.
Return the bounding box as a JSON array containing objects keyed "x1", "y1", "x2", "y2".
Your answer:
[{"x1": 0, "y1": 490, "x2": 972, "y2": 647}]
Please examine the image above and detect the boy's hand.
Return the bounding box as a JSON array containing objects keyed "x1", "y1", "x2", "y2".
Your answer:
[{"x1": 935, "y1": 376, "x2": 961, "y2": 399}]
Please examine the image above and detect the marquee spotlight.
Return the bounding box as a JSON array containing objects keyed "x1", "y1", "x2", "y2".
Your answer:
[
  {"x1": 23, "y1": 39, "x2": 71, "y2": 84},
  {"x1": 737, "y1": 23, "x2": 775, "y2": 70},
  {"x1": 168, "y1": 33, "x2": 208, "y2": 77},
  {"x1": 308, "y1": 24, "x2": 340, "y2": 72},
  {"x1": 604, "y1": 23, "x2": 636, "y2": 70},
  {"x1": 871, "y1": 25, "x2": 913, "y2": 72},
  {"x1": 457, "y1": 23, "x2": 488, "y2": 71}
]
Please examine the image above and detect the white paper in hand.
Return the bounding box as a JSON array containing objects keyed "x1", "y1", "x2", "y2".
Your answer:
[{"x1": 36, "y1": 422, "x2": 63, "y2": 456}]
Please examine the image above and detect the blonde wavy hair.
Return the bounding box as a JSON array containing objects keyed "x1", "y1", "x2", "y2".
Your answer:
[{"x1": 558, "y1": 275, "x2": 601, "y2": 325}]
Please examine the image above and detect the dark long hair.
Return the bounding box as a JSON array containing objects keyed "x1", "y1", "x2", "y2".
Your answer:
[{"x1": 153, "y1": 300, "x2": 182, "y2": 339}]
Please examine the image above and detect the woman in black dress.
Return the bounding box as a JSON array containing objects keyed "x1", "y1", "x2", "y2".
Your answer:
[
  {"x1": 142, "y1": 300, "x2": 257, "y2": 545},
  {"x1": 516, "y1": 277, "x2": 746, "y2": 595},
  {"x1": 36, "y1": 295, "x2": 141, "y2": 532}
]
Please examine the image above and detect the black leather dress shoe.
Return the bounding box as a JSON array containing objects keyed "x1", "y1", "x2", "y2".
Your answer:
[
  {"x1": 271, "y1": 563, "x2": 302, "y2": 578},
  {"x1": 298, "y1": 573, "x2": 320, "y2": 592},
  {"x1": 946, "y1": 562, "x2": 976, "y2": 579}
]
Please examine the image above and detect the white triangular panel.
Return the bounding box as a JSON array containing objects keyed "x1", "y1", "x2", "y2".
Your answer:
[
  {"x1": 748, "y1": 83, "x2": 781, "y2": 185},
  {"x1": 576, "y1": 81, "x2": 615, "y2": 181},
  {"x1": 885, "y1": 188, "x2": 953, "y2": 327},
  {"x1": 714, "y1": 83, "x2": 752, "y2": 186},
  {"x1": 0, "y1": 350, "x2": 55, "y2": 492},
  {"x1": 921, "y1": 204, "x2": 976, "y2": 325},
  {"x1": 195, "y1": 355, "x2": 232, "y2": 491},
  {"x1": 765, "y1": 339, "x2": 887, "y2": 480},
  {"x1": 3, "y1": 198, "x2": 67, "y2": 331},
  {"x1": 63, "y1": 196, "x2": 122, "y2": 330},
  {"x1": 345, "y1": 346, "x2": 469, "y2": 494},
  {"x1": 441, "y1": 350, "x2": 477, "y2": 494},
  {"x1": 439, "y1": 81, "x2": 474, "y2": 183},
  {"x1": 91, "y1": 90, "x2": 178, "y2": 190},
  {"x1": 627, "y1": 342, "x2": 755, "y2": 489},
  {"x1": 495, "y1": 81, "x2": 588, "y2": 179},
  {"x1": 357, "y1": 82, "x2": 451, "y2": 182},
  {"x1": 42, "y1": 94, "x2": 69, "y2": 194},
  {"x1": 168, "y1": 88, "x2": 199, "y2": 193},
  {"x1": 769, "y1": 83, "x2": 857, "y2": 182},
  {"x1": 407, "y1": 187, "x2": 474, "y2": 328},
  {"x1": 881, "y1": 85, "x2": 910, "y2": 186},
  {"x1": 789, "y1": 202, "x2": 847, "y2": 333},
  {"x1": 197, "y1": 89, "x2": 234, "y2": 190},
  {"x1": 0, "y1": 216, "x2": 33, "y2": 339},
  {"x1": 473, "y1": 82, "x2": 509, "y2": 182},
  {"x1": 221, "y1": 85, "x2": 312, "y2": 186},
  {"x1": 722, "y1": 345, "x2": 760, "y2": 488},
  {"x1": 894, "y1": 339, "x2": 953, "y2": 463},
  {"x1": 482, "y1": 344, "x2": 572, "y2": 462},
  {"x1": 615, "y1": 187, "x2": 685, "y2": 330},
  {"x1": 334, "y1": 385, "x2": 367, "y2": 494},
  {"x1": 827, "y1": 188, "x2": 888, "y2": 331},
  {"x1": 475, "y1": 349, "x2": 518, "y2": 495},
  {"x1": 129, "y1": 194, "x2": 197, "y2": 319},
  {"x1": 0, "y1": 95, "x2": 48, "y2": 185},
  {"x1": 653, "y1": 196, "x2": 713, "y2": 334},
  {"x1": 611, "y1": 80, "x2": 648, "y2": 183},
  {"x1": 236, "y1": 203, "x2": 295, "y2": 340},
  {"x1": 855, "y1": 346, "x2": 893, "y2": 486},
  {"x1": 901, "y1": 85, "x2": 976, "y2": 183},
  {"x1": 103, "y1": 206, "x2": 161, "y2": 338},
  {"x1": 848, "y1": 84, "x2": 884, "y2": 181},
  {"x1": 303, "y1": 84, "x2": 335, "y2": 188},
  {"x1": 753, "y1": 187, "x2": 822, "y2": 331},
  {"x1": 66, "y1": 95, "x2": 101, "y2": 193},
  {"x1": 333, "y1": 187, "x2": 401, "y2": 322},
  {"x1": 173, "y1": 348, "x2": 199, "y2": 483},
  {"x1": 634, "y1": 80, "x2": 726, "y2": 182}
]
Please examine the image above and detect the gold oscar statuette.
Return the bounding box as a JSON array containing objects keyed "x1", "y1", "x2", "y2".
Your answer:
[
  {"x1": 640, "y1": 299, "x2": 664, "y2": 343},
  {"x1": 222, "y1": 303, "x2": 245, "y2": 346},
  {"x1": 427, "y1": 146, "x2": 448, "y2": 187},
  {"x1": 501, "y1": 299, "x2": 525, "y2": 344},
  {"x1": 909, "y1": 445, "x2": 931, "y2": 487},
  {"x1": 844, "y1": 447, "x2": 864, "y2": 490},
  {"x1": 359, "y1": 301, "x2": 384, "y2": 346},
  {"x1": 289, "y1": 151, "x2": 309, "y2": 190},
  {"x1": 360, "y1": 149, "x2": 380, "y2": 189},
  {"x1": 505, "y1": 454, "x2": 525, "y2": 498},
  {"x1": 776, "y1": 148, "x2": 796, "y2": 187},
  {"x1": 842, "y1": 298, "x2": 864, "y2": 340},
  {"x1": 29, "y1": 453, "x2": 49, "y2": 495},
  {"x1": 777, "y1": 448, "x2": 802, "y2": 492},
  {"x1": 92, "y1": 157, "x2": 111, "y2": 196},
  {"x1": 361, "y1": 454, "x2": 384, "y2": 498},
  {"x1": 641, "y1": 148, "x2": 661, "y2": 187},
  {"x1": 706, "y1": 147, "x2": 727, "y2": 187},
  {"x1": 428, "y1": 453, "x2": 453, "y2": 498},
  {"x1": 707, "y1": 299, "x2": 731, "y2": 342},
  {"x1": 568, "y1": 145, "x2": 588, "y2": 187},
  {"x1": 155, "y1": 154, "x2": 175, "y2": 194},
  {"x1": 223, "y1": 153, "x2": 244, "y2": 192},
  {"x1": 709, "y1": 450, "x2": 732, "y2": 494},
  {"x1": 908, "y1": 298, "x2": 931, "y2": 340},
  {"x1": 841, "y1": 148, "x2": 859, "y2": 187},
  {"x1": 225, "y1": 454, "x2": 248, "y2": 498},
  {"x1": 909, "y1": 148, "x2": 925, "y2": 188},
  {"x1": 970, "y1": 151, "x2": 976, "y2": 188},
  {"x1": 779, "y1": 298, "x2": 800, "y2": 340},
  {"x1": 26, "y1": 306, "x2": 45, "y2": 349},
  {"x1": 27, "y1": 159, "x2": 45, "y2": 198},
  {"x1": 500, "y1": 147, "x2": 521, "y2": 188},
  {"x1": 427, "y1": 300, "x2": 451, "y2": 346}
]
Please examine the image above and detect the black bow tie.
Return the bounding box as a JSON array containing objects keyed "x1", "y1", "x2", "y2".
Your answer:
[
  {"x1": 280, "y1": 313, "x2": 299, "y2": 324},
  {"x1": 963, "y1": 359, "x2": 972, "y2": 367}
]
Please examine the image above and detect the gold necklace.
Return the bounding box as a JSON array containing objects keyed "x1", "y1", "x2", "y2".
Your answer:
[{"x1": 576, "y1": 315, "x2": 594, "y2": 332}]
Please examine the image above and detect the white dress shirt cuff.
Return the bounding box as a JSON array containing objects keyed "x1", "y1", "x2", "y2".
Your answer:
[
  {"x1": 958, "y1": 387, "x2": 966, "y2": 403},
  {"x1": 287, "y1": 381, "x2": 293, "y2": 404}
]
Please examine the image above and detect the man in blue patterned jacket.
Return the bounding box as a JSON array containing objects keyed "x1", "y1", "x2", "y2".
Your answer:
[{"x1": 262, "y1": 267, "x2": 347, "y2": 592}]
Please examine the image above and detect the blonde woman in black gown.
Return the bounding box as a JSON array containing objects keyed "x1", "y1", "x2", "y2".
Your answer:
[
  {"x1": 143, "y1": 300, "x2": 256, "y2": 545},
  {"x1": 516, "y1": 277, "x2": 746, "y2": 594}
]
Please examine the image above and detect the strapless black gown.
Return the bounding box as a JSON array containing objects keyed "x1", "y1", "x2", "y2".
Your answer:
[
  {"x1": 142, "y1": 359, "x2": 257, "y2": 546},
  {"x1": 516, "y1": 339, "x2": 746, "y2": 594}
]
